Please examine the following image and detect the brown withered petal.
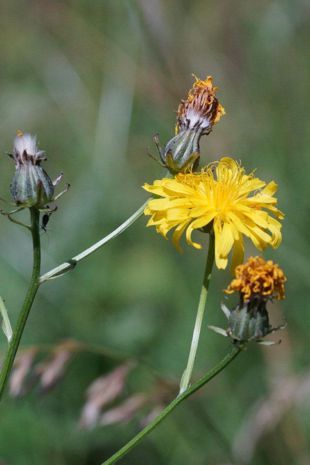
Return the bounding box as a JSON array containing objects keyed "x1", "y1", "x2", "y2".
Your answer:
[
  {"x1": 176, "y1": 75, "x2": 225, "y2": 135},
  {"x1": 225, "y1": 256, "x2": 286, "y2": 301},
  {"x1": 100, "y1": 394, "x2": 147, "y2": 426},
  {"x1": 9, "y1": 348, "x2": 38, "y2": 397},
  {"x1": 79, "y1": 362, "x2": 135, "y2": 429}
]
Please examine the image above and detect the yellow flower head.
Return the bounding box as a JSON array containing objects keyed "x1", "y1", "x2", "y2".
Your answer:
[
  {"x1": 143, "y1": 158, "x2": 284, "y2": 269},
  {"x1": 225, "y1": 256, "x2": 286, "y2": 301},
  {"x1": 176, "y1": 75, "x2": 226, "y2": 135}
]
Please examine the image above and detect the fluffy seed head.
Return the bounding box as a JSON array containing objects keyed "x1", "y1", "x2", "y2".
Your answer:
[{"x1": 13, "y1": 131, "x2": 45, "y2": 165}]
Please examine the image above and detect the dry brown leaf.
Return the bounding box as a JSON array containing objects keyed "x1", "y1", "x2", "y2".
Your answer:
[
  {"x1": 100, "y1": 394, "x2": 147, "y2": 426},
  {"x1": 9, "y1": 348, "x2": 38, "y2": 397},
  {"x1": 79, "y1": 362, "x2": 135, "y2": 429},
  {"x1": 35, "y1": 340, "x2": 79, "y2": 391}
]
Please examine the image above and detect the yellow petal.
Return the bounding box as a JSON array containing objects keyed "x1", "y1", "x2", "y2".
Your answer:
[
  {"x1": 172, "y1": 221, "x2": 191, "y2": 251},
  {"x1": 231, "y1": 235, "x2": 244, "y2": 272},
  {"x1": 185, "y1": 213, "x2": 216, "y2": 249},
  {"x1": 213, "y1": 219, "x2": 235, "y2": 269}
]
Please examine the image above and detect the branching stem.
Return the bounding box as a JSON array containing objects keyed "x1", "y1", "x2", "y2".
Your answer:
[
  {"x1": 0, "y1": 201, "x2": 148, "y2": 398},
  {"x1": 39, "y1": 201, "x2": 147, "y2": 283}
]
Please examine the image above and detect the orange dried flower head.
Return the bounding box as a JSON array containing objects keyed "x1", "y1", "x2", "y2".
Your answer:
[
  {"x1": 156, "y1": 75, "x2": 225, "y2": 174},
  {"x1": 226, "y1": 256, "x2": 286, "y2": 302},
  {"x1": 176, "y1": 75, "x2": 225, "y2": 135}
]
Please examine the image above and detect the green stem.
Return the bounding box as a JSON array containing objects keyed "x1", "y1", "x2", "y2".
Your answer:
[
  {"x1": 0, "y1": 208, "x2": 41, "y2": 401},
  {"x1": 101, "y1": 346, "x2": 242, "y2": 465},
  {"x1": 179, "y1": 233, "x2": 215, "y2": 393},
  {"x1": 39, "y1": 200, "x2": 148, "y2": 283}
]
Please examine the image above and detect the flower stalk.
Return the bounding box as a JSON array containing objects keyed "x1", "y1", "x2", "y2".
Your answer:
[
  {"x1": 179, "y1": 232, "x2": 215, "y2": 394},
  {"x1": 0, "y1": 208, "x2": 41, "y2": 400},
  {"x1": 101, "y1": 346, "x2": 242, "y2": 465}
]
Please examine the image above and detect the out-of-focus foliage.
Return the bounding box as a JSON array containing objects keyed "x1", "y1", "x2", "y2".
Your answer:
[{"x1": 0, "y1": 1, "x2": 309, "y2": 464}]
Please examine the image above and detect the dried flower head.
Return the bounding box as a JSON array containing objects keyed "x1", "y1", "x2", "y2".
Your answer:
[
  {"x1": 225, "y1": 256, "x2": 286, "y2": 302},
  {"x1": 209, "y1": 256, "x2": 287, "y2": 345},
  {"x1": 13, "y1": 131, "x2": 46, "y2": 164},
  {"x1": 143, "y1": 157, "x2": 283, "y2": 269},
  {"x1": 9, "y1": 131, "x2": 68, "y2": 209},
  {"x1": 155, "y1": 75, "x2": 225, "y2": 174},
  {"x1": 176, "y1": 75, "x2": 225, "y2": 135}
]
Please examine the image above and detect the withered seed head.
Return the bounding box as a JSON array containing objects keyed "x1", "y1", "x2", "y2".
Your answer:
[
  {"x1": 176, "y1": 75, "x2": 225, "y2": 135},
  {"x1": 158, "y1": 75, "x2": 226, "y2": 174},
  {"x1": 10, "y1": 131, "x2": 54, "y2": 208}
]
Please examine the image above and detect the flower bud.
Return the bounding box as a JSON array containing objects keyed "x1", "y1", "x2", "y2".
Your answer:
[
  {"x1": 227, "y1": 300, "x2": 271, "y2": 342},
  {"x1": 10, "y1": 132, "x2": 55, "y2": 208},
  {"x1": 160, "y1": 128, "x2": 200, "y2": 174}
]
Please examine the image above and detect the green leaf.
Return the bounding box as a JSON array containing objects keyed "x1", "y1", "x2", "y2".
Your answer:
[{"x1": 0, "y1": 297, "x2": 13, "y2": 343}]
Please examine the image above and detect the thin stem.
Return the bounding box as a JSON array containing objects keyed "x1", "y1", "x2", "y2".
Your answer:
[
  {"x1": 101, "y1": 346, "x2": 242, "y2": 465},
  {"x1": 39, "y1": 200, "x2": 148, "y2": 283},
  {"x1": 0, "y1": 208, "x2": 41, "y2": 401},
  {"x1": 179, "y1": 233, "x2": 215, "y2": 393}
]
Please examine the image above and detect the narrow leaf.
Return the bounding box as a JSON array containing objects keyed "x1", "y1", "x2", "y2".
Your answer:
[
  {"x1": 220, "y1": 303, "x2": 231, "y2": 319},
  {"x1": 208, "y1": 325, "x2": 228, "y2": 337},
  {"x1": 0, "y1": 296, "x2": 13, "y2": 343},
  {"x1": 257, "y1": 339, "x2": 281, "y2": 346}
]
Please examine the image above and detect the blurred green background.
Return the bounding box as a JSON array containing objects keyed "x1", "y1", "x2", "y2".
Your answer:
[{"x1": 0, "y1": 1, "x2": 309, "y2": 464}]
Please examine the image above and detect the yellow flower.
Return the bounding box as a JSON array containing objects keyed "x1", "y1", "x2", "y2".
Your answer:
[
  {"x1": 143, "y1": 158, "x2": 284, "y2": 269},
  {"x1": 176, "y1": 75, "x2": 226, "y2": 135},
  {"x1": 225, "y1": 256, "x2": 286, "y2": 301}
]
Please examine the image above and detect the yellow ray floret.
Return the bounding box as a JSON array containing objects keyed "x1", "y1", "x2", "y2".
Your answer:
[
  {"x1": 143, "y1": 158, "x2": 284, "y2": 269},
  {"x1": 225, "y1": 256, "x2": 286, "y2": 301}
]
